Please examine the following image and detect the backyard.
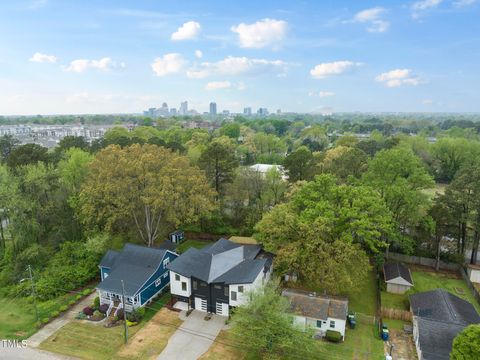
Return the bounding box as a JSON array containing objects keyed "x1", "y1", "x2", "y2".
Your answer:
[
  {"x1": 39, "y1": 293, "x2": 173, "y2": 360},
  {"x1": 176, "y1": 239, "x2": 213, "y2": 253},
  {"x1": 381, "y1": 268, "x2": 480, "y2": 312}
]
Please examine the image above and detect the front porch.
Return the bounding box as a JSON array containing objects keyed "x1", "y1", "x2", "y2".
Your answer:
[{"x1": 98, "y1": 290, "x2": 138, "y2": 313}]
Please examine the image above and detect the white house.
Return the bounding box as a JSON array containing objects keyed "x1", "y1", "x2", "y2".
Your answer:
[
  {"x1": 467, "y1": 264, "x2": 480, "y2": 284},
  {"x1": 383, "y1": 262, "x2": 414, "y2": 294},
  {"x1": 167, "y1": 238, "x2": 273, "y2": 317},
  {"x1": 282, "y1": 289, "x2": 348, "y2": 340},
  {"x1": 249, "y1": 164, "x2": 288, "y2": 180}
]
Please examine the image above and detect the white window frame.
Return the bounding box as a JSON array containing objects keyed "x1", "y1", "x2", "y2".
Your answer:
[
  {"x1": 163, "y1": 258, "x2": 170, "y2": 269},
  {"x1": 330, "y1": 320, "x2": 335, "y2": 328},
  {"x1": 231, "y1": 290, "x2": 237, "y2": 301},
  {"x1": 155, "y1": 278, "x2": 162, "y2": 287},
  {"x1": 175, "y1": 273, "x2": 180, "y2": 281},
  {"x1": 163, "y1": 272, "x2": 168, "y2": 278}
]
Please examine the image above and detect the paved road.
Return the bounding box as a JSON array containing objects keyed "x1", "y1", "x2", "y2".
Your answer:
[
  {"x1": 158, "y1": 310, "x2": 225, "y2": 360},
  {"x1": 0, "y1": 347, "x2": 75, "y2": 360},
  {"x1": 27, "y1": 293, "x2": 96, "y2": 347}
]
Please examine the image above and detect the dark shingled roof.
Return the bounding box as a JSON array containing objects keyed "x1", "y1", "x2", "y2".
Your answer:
[
  {"x1": 410, "y1": 289, "x2": 480, "y2": 325},
  {"x1": 99, "y1": 250, "x2": 120, "y2": 268},
  {"x1": 158, "y1": 239, "x2": 178, "y2": 252},
  {"x1": 415, "y1": 318, "x2": 466, "y2": 360},
  {"x1": 97, "y1": 243, "x2": 168, "y2": 297},
  {"x1": 410, "y1": 289, "x2": 480, "y2": 360},
  {"x1": 282, "y1": 288, "x2": 348, "y2": 320},
  {"x1": 383, "y1": 262, "x2": 413, "y2": 285},
  {"x1": 167, "y1": 238, "x2": 268, "y2": 285}
]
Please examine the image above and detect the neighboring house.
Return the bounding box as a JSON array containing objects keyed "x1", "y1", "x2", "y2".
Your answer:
[
  {"x1": 96, "y1": 243, "x2": 178, "y2": 313},
  {"x1": 167, "y1": 238, "x2": 273, "y2": 317},
  {"x1": 282, "y1": 288, "x2": 348, "y2": 340},
  {"x1": 467, "y1": 264, "x2": 480, "y2": 284},
  {"x1": 410, "y1": 289, "x2": 480, "y2": 360},
  {"x1": 383, "y1": 262, "x2": 414, "y2": 294},
  {"x1": 249, "y1": 164, "x2": 288, "y2": 180}
]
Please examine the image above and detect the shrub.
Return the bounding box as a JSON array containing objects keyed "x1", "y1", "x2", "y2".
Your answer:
[
  {"x1": 42, "y1": 318, "x2": 50, "y2": 324},
  {"x1": 75, "y1": 295, "x2": 82, "y2": 301},
  {"x1": 116, "y1": 308, "x2": 124, "y2": 320},
  {"x1": 93, "y1": 296, "x2": 100, "y2": 309},
  {"x1": 127, "y1": 307, "x2": 145, "y2": 322},
  {"x1": 126, "y1": 320, "x2": 138, "y2": 327},
  {"x1": 68, "y1": 300, "x2": 76, "y2": 306},
  {"x1": 76, "y1": 312, "x2": 87, "y2": 320},
  {"x1": 82, "y1": 288, "x2": 92, "y2": 296},
  {"x1": 50, "y1": 311, "x2": 60, "y2": 318},
  {"x1": 83, "y1": 306, "x2": 94, "y2": 316},
  {"x1": 93, "y1": 310, "x2": 102, "y2": 317},
  {"x1": 98, "y1": 304, "x2": 109, "y2": 314},
  {"x1": 59, "y1": 305, "x2": 68, "y2": 312},
  {"x1": 325, "y1": 330, "x2": 342, "y2": 343}
]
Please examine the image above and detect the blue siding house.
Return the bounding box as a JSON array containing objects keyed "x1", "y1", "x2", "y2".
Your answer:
[{"x1": 96, "y1": 243, "x2": 178, "y2": 313}]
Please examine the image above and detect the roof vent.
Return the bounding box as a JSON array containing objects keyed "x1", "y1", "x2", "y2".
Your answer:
[{"x1": 309, "y1": 292, "x2": 317, "y2": 297}]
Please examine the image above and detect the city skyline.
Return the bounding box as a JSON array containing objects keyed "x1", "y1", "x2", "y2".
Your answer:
[{"x1": 1, "y1": 0, "x2": 479, "y2": 115}]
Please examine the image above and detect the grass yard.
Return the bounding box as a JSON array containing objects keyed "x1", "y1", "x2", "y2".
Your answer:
[
  {"x1": 199, "y1": 330, "x2": 245, "y2": 360},
  {"x1": 40, "y1": 293, "x2": 173, "y2": 360},
  {"x1": 382, "y1": 319, "x2": 411, "y2": 331},
  {"x1": 317, "y1": 322, "x2": 385, "y2": 360},
  {"x1": 176, "y1": 239, "x2": 213, "y2": 253},
  {"x1": 346, "y1": 270, "x2": 377, "y2": 316},
  {"x1": 381, "y1": 269, "x2": 480, "y2": 312},
  {"x1": 229, "y1": 236, "x2": 258, "y2": 245},
  {"x1": 0, "y1": 297, "x2": 37, "y2": 339}
]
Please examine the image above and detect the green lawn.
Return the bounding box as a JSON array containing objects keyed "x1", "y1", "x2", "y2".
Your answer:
[
  {"x1": 382, "y1": 319, "x2": 411, "y2": 331},
  {"x1": 176, "y1": 239, "x2": 213, "y2": 253},
  {"x1": 317, "y1": 322, "x2": 385, "y2": 360},
  {"x1": 0, "y1": 297, "x2": 37, "y2": 339},
  {"x1": 40, "y1": 293, "x2": 171, "y2": 360},
  {"x1": 381, "y1": 269, "x2": 480, "y2": 312},
  {"x1": 346, "y1": 270, "x2": 377, "y2": 316}
]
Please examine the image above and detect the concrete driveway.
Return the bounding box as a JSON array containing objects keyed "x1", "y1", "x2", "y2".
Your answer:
[
  {"x1": 0, "y1": 347, "x2": 75, "y2": 360},
  {"x1": 157, "y1": 310, "x2": 226, "y2": 360}
]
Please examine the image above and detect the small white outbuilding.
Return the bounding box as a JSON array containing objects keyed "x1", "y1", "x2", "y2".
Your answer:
[{"x1": 383, "y1": 262, "x2": 414, "y2": 294}]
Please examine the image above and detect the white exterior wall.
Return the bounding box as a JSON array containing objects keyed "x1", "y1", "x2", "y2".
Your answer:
[
  {"x1": 412, "y1": 317, "x2": 423, "y2": 360},
  {"x1": 387, "y1": 283, "x2": 411, "y2": 294},
  {"x1": 229, "y1": 267, "x2": 271, "y2": 307},
  {"x1": 468, "y1": 268, "x2": 480, "y2": 283},
  {"x1": 169, "y1": 271, "x2": 191, "y2": 298},
  {"x1": 293, "y1": 315, "x2": 346, "y2": 339}
]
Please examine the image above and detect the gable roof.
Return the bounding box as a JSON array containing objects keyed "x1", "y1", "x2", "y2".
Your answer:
[
  {"x1": 282, "y1": 288, "x2": 348, "y2": 320},
  {"x1": 383, "y1": 262, "x2": 413, "y2": 286},
  {"x1": 415, "y1": 318, "x2": 465, "y2": 360},
  {"x1": 158, "y1": 239, "x2": 178, "y2": 252},
  {"x1": 97, "y1": 243, "x2": 168, "y2": 297},
  {"x1": 167, "y1": 238, "x2": 267, "y2": 285},
  {"x1": 410, "y1": 289, "x2": 480, "y2": 325},
  {"x1": 99, "y1": 250, "x2": 120, "y2": 268}
]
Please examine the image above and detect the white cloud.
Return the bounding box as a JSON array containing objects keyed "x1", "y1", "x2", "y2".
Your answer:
[
  {"x1": 195, "y1": 50, "x2": 203, "y2": 59},
  {"x1": 29, "y1": 52, "x2": 57, "y2": 63},
  {"x1": 64, "y1": 57, "x2": 124, "y2": 73},
  {"x1": 171, "y1": 21, "x2": 201, "y2": 41},
  {"x1": 151, "y1": 53, "x2": 186, "y2": 76},
  {"x1": 205, "y1": 81, "x2": 246, "y2": 91},
  {"x1": 422, "y1": 99, "x2": 434, "y2": 104},
  {"x1": 411, "y1": 0, "x2": 442, "y2": 18},
  {"x1": 231, "y1": 18, "x2": 288, "y2": 48},
  {"x1": 187, "y1": 56, "x2": 288, "y2": 79},
  {"x1": 205, "y1": 81, "x2": 232, "y2": 90},
  {"x1": 453, "y1": 0, "x2": 476, "y2": 7},
  {"x1": 310, "y1": 61, "x2": 361, "y2": 79},
  {"x1": 319, "y1": 91, "x2": 336, "y2": 97},
  {"x1": 375, "y1": 69, "x2": 421, "y2": 87},
  {"x1": 27, "y1": 0, "x2": 48, "y2": 10},
  {"x1": 352, "y1": 7, "x2": 390, "y2": 33}
]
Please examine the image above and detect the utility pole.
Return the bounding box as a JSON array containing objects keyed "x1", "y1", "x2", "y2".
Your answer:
[
  {"x1": 28, "y1": 265, "x2": 39, "y2": 322},
  {"x1": 121, "y1": 280, "x2": 128, "y2": 344}
]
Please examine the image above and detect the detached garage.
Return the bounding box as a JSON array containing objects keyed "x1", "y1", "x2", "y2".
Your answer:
[
  {"x1": 467, "y1": 264, "x2": 480, "y2": 284},
  {"x1": 383, "y1": 262, "x2": 414, "y2": 294}
]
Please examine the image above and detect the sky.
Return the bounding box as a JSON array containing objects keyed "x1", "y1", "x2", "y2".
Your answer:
[{"x1": 0, "y1": 0, "x2": 479, "y2": 115}]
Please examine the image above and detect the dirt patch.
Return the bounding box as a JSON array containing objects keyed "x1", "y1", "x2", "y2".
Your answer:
[
  {"x1": 384, "y1": 329, "x2": 417, "y2": 360},
  {"x1": 116, "y1": 308, "x2": 182, "y2": 360}
]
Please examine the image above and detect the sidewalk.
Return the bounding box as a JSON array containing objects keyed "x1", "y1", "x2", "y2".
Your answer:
[{"x1": 27, "y1": 293, "x2": 96, "y2": 348}]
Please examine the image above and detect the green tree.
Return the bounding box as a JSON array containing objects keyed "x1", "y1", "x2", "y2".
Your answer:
[
  {"x1": 219, "y1": 123, "x2": 241, "y2": 139},
  {"x1": 230, "y1": 281, "x2": 318, "y2": 360},
  {"x1": 198, "y1": 136, "x2": 239, "y2": 195},
  {"x1": 79, "y1": 144, "x2": 215, "y2": 247},
  {"x1": 451, "y1": 324, "x2": 480, "y2": 360},
  {"x1": 0, "y1": 135, "x2": 19, "y2": 163},
  {"x1": 362, "y1": 148, "x2": 434, "y2": 251},
  {"x1": 320, "y1": 146, "x2": 368, "y2": 181},
  {"x1": 283, "y1": 146, "x2": 315, "y2": 182},
  {"x1": 6, "y1": 143, "x2": 49, "y2": 169}
]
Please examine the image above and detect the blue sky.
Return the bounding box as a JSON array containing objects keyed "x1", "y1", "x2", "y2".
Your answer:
[{"x1": 0, "y1": 0, "x2": 479, "y2": 115}]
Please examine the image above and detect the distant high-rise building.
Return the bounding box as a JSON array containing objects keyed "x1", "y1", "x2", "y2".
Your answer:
[
  {"x1": 222, "y1": 110, "x2": 230, "y2": 115},
  {"x1": 179, "y1": 101, "x2": 188, "y2": 115},
  {"x1": 257, "y1": 107, "x2": 268, "y2": 117},
  {"x1": 243, "y1": 107, "x2": 252, "y2": 116},
  {"x1": 276, "y1": 109, "x2": 281, "y2": 115},
  {"x1": 170, "y1": 108, "x2": 177, "y2": 115},
  {"x1": 209, "y1": 102, "x2": 217, "y2": 116}
]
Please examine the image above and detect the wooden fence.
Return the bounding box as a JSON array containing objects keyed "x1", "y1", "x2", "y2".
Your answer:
[
  {"x1": 387, "y1": 252, "x2": 460, "y2": 271},
  {"x1": 381, "y1": 307, "x2": 412, "y2": 321}
]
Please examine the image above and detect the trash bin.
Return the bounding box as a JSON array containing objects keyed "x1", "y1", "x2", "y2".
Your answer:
[
  {"x1": 347, "y1": 312, "x2": 356, "y2": 329},
  {"x1": 381, "y1": 325, "x2": 389, "y2": 341}
]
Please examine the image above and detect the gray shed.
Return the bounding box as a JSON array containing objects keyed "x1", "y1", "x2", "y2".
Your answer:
[{"x1": 383, "y1": 262, "x2": 413, "y2": 294}]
